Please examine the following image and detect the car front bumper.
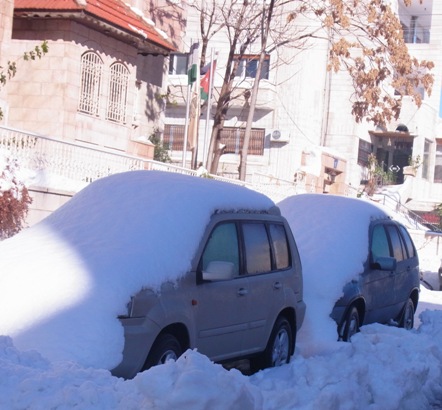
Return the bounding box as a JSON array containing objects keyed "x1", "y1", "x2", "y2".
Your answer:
[{"x1": 111, "y1": 316, "x2": 160, "y2": 379}]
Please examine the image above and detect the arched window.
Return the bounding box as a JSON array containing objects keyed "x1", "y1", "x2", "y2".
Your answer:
[
  {"x1": 107, "y1": 62, "x2": 129, "y2": 123},
  {"x1": 78, "y1": 51, "x2": 103, "y2": 115}
]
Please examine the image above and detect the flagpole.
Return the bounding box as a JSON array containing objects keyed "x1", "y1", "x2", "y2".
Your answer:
[
  {"x1": 182, "y1": 42, "x2": 199, "y2": 168},
  {"x1": 203, "y1": 49, "x2": 216, "y2": 168},
  {"x1": 182, "y1": 83, "x2": 191, "y2": 168}
]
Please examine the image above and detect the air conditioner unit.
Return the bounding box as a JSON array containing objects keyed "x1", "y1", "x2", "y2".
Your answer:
[{"x1": 269, "y1": 129, "x2": 289, "y2": 143}]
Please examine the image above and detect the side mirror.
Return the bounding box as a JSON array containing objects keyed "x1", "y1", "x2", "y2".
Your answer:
[
  {"x1": 372, "y1": 256, "x2": 397, "y2": 271},
  {"x1": 202, "y1": 261, "x2": 235, "y2": 281}
]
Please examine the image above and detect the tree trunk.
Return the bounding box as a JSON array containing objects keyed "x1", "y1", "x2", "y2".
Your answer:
[{"x1": 239, "y1": 0, "x2": 274, "y2": 181}]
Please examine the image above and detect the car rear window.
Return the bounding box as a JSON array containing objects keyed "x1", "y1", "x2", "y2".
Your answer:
[
  {"x1": 243, "y1": 223, "x2": 272, "y2": 274},
  {"x1": 269, "y1": 223, "x2": 290, "y2": 270}
]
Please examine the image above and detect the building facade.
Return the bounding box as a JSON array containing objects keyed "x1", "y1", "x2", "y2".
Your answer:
[
  {"x1": 163, "y1": 0, "x2": 442, "y2": 217},
  {"x1": 0, "y1": 0, "x2": 188, "y2": 224},
  {"x1": 1, "y1": 0, "x2": 180, "y2": 157}
]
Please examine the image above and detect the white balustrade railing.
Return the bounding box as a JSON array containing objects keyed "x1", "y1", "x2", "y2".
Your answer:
[
  {"x1": 0, "y1": 125, "x2": 299, "y2": 202},
  {"x1": 0, "y1": 126, "x2": 150, "y2": 185}
]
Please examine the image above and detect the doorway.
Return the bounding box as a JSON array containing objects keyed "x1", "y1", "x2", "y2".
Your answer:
[{"x1": 374, "y1": 138, "x2": 413, "y2": 185}]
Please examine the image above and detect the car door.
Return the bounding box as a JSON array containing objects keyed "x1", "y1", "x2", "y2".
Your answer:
[
  {"x1": 193, "y1": 221, "x2": 250, "y2": 361},
  {"x1": 362, "y1": 222, "x2": 397, "y2": 324},
  {"x1": 388, "y1": 223, "x2": 419, "y2": 312},
  {"x1": 240, "y1": 221, "x2": 288, "y2": 354}
]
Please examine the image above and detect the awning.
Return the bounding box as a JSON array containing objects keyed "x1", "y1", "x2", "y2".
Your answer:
[{"x1": 368, "y1": 131, "x2": 417, "y2": 139}]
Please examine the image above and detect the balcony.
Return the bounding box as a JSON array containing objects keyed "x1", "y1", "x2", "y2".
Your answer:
[{"x1": 167, "y1": 76, "x2": 275, "y2": 111}]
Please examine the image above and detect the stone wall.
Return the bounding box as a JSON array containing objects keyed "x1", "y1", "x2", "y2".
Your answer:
[{"x1": 27, "y1": 187, "x2": 74, "y2": 227}]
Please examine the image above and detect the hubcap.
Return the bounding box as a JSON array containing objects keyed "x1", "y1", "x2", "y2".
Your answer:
[
  {"x1": 403, "y1": 302, "x2": 414, "y2": 329},
  {"x1": 348, "y1": 315, "x2": 358, "y2": 337},
  {"x1": 158, "y1": 349, "x2": 178, "y2": 365},
  {"x1": 272, "y1": 328, "x2": 289, "y2": 366}
]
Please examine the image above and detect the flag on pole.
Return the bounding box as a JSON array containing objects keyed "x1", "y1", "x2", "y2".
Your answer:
[
  {"x1": 187, "y1": 43, "x2": 199, "y2": 85},
  {"x1": 183, "y1": 42, "x2": 200, "y2": 168},
  {"x1": 200, "y1": 58, "x2": 217, "y2": 102}
]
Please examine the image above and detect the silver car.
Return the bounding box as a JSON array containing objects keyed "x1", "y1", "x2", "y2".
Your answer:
[{"x1": 112, "y1": 208, "x2": 306, "y2": 379}]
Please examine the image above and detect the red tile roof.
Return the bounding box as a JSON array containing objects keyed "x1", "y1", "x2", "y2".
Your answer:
[{"x1": 14, "y1": 0, "x2": 176, "y2": 53}]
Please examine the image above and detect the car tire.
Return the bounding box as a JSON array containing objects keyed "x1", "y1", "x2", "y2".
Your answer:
[
  {"x1": 250, "y1": 316, "x2": 293, "y2": 373},
  {"x1": 342, "y1": 306, "x2": 360, "y2": 342},
  {"x1": 143, "y1": 333, "x2": 182, "y2": 370},
  {"x1": 399, "y1": 298, "x2": 415, "y2": 330}
]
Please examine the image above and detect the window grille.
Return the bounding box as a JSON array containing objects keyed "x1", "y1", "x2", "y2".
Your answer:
[
  {"x1": 163, "y1": 124, "x2": 188, "y2": 150},
  {"x1": 434, "y1": 141, "x2": 442, "y2": 183},
  {"x1": 358, "y1": 139, "x2": 373, "y2": 167},
  {"x1": 163, "y1": 125, "x2": 264, "y2": 155},
  {"x1": 220, "y1": 128, "x2": 265, "y2": 155},
  {"x1": 106, "y1": 62, "x2": 129, "y2": 123},
  {"x1": 401, "y1": 18, "x2": 430, "y2": 44},
  {"x1": 78, "y1": 52, "x2": 103, "y2": 115}
]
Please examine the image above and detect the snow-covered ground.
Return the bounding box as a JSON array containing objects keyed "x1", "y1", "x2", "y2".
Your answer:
[
  {"x1": 0, "y1": 171, "x2": 441, "y2": 409},
  {"x1": 0, "y1": 290, "x2": 440, "y2": 409}
]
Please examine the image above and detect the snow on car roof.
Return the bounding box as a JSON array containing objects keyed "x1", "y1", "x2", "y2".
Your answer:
[{"x1": 0, "y1": 170, "x2": 275, "y2": 370}]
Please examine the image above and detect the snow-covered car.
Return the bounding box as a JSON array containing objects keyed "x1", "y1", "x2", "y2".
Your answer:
[
  {"x1": 0, "y1": 171, "x2": 305, "y2": 379},
  {"x1": 279, "y1": 194, "x2": 420, "y2": 342},
  {"x1": 113, "y1": 207, "x2": 306, "y2": 378}
]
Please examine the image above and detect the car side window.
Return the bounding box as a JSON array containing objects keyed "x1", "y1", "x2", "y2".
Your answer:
[
  {"x1": 385, "y1": 225, "x2": 406, "y2": 262},
  {"x1": 269, "y1": 223, "x2": 290, "y2": 270},
  {"x1": 371, "y1": 224, "x2": 390, "y2": 260},
  {"x1": 242, "y1": 222, "x2": 271, "y2": 274},
  {"x1": 201, "y1": 222, "x2": 240, "y2": 276},
  {"x1": 399, "y1": 225, "x2": 416, "y2": 259}
]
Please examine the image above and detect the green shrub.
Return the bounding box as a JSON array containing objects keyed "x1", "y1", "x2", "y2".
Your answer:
[{"x1": 149, "y1": 132, "x2": 171, "y2": 163}]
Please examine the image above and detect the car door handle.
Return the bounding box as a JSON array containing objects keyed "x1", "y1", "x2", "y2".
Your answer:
[
  {"x1": 273, "y1": 281, "x2": 282, "y2": 290},
  {"x1": 237, "y1": 288, "x2": 248, "y2": 296}
]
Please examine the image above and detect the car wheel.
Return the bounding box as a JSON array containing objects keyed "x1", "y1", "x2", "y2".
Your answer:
[
  {"x1": 250, "y1": 317, "x2": 293, "y2": 372},
  {"x1": 342, "y1": 306, "x2": 360, "y2": 342},
  {"x1": 399, "y1": 298, "x2": 415, "y2": 330},
  {"x1": 143, "y1": 333, "x2": 182, "y2": 370}
]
